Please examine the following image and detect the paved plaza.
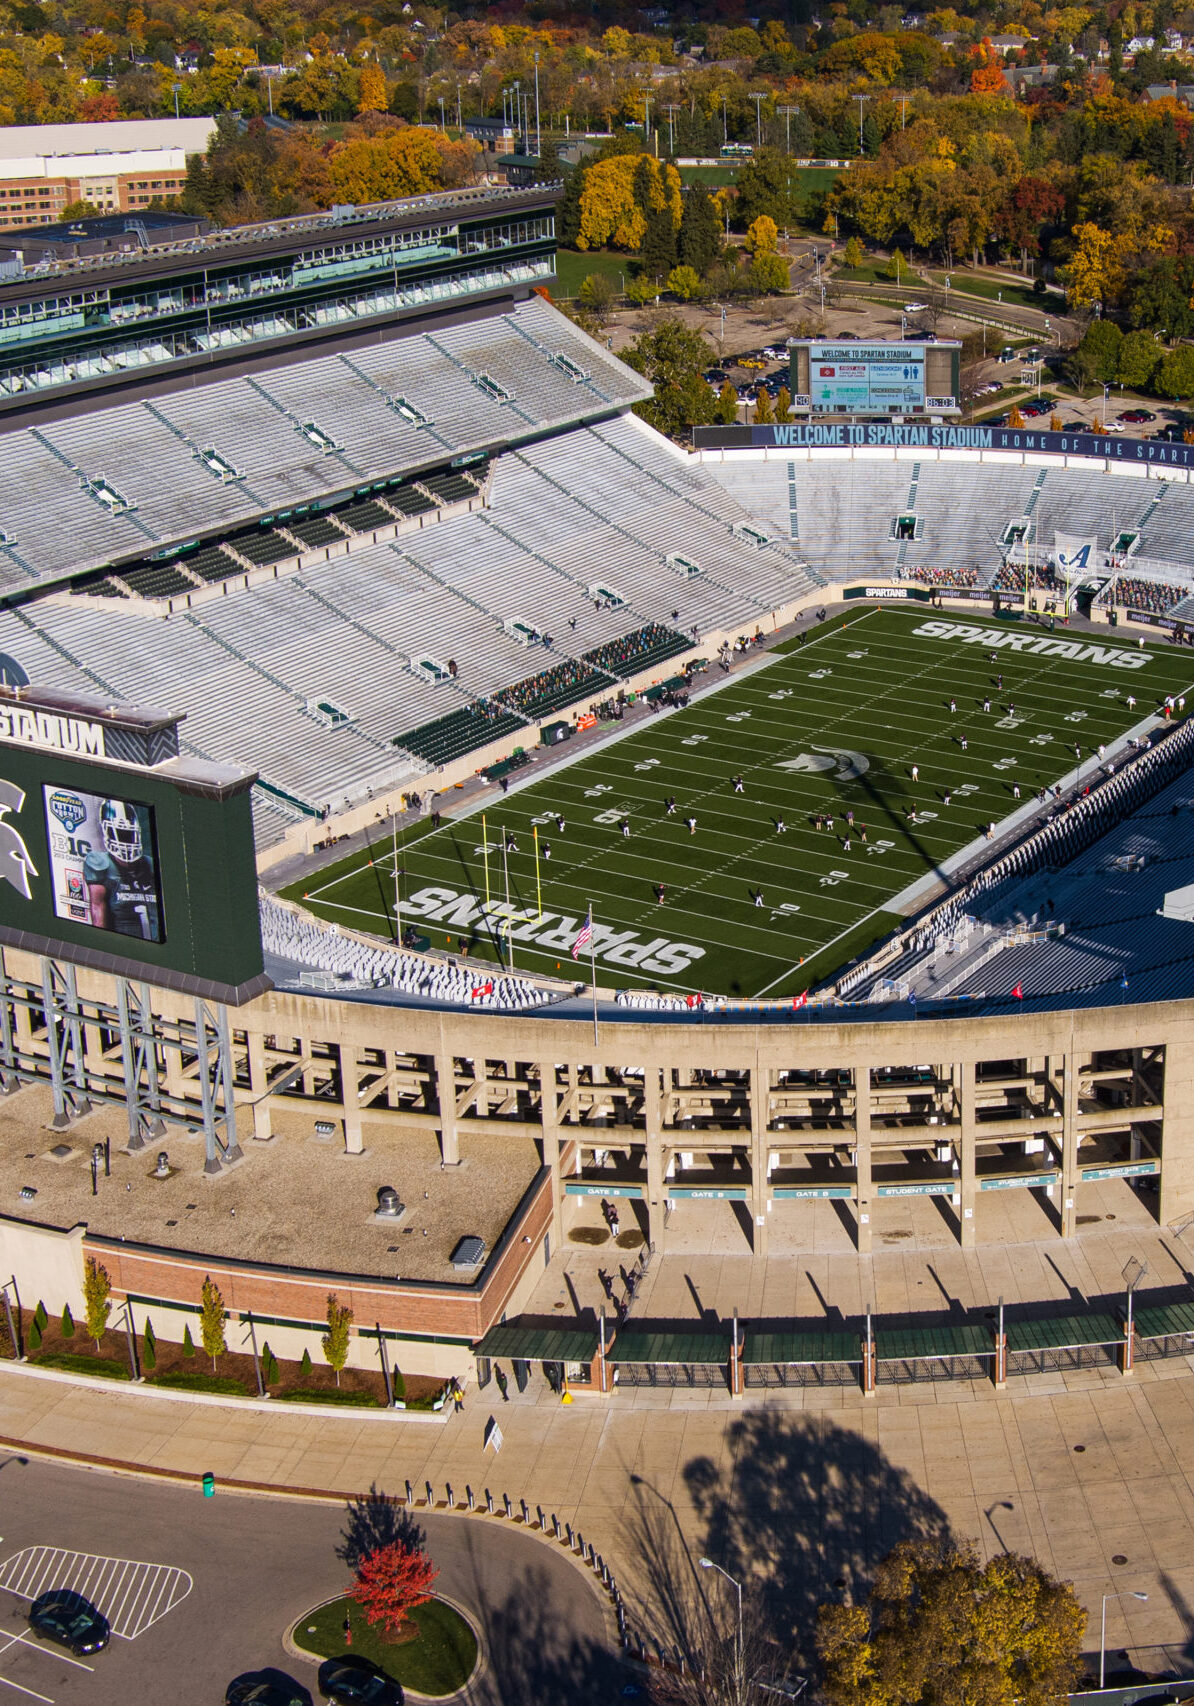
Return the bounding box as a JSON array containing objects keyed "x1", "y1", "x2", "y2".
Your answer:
[{"x1": 4, "y1": 1183, "x2": 1194, "y2": 1680}]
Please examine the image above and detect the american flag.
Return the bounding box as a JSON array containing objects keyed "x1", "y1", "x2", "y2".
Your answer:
[{"x1": 572, "y1": 910, "x2": 593, "y2": 959}]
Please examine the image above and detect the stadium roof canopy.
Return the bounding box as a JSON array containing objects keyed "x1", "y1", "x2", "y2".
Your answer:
[{"x1": 0, "y1": 296, "x2": 650, "y2": 594}]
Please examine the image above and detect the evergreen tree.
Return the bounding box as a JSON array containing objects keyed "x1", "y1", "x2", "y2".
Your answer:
[
  {"x1": 679, "y1": 187, "x2": 721, "y2": 276},
  {"x1": 643, "y1": 205, "x2": 678, "y2": 280},
  {"x1": 557, "y1": 162, "x2": 585, "y2": 249},
  {"x1": 632, "y1": 153, "x2": 656, "y2": 215},
  {"x1": 61, "y1": 1304, "x2": 75, "y2": 1339}
]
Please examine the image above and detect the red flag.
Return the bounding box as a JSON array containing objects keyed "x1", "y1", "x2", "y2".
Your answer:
[
  {"x1": 1011, "y1": 983, "x2": 1023, "y2": 1000},
  {"x1": 793, "y1": 991, "x2": 807, "y2": 1009}
]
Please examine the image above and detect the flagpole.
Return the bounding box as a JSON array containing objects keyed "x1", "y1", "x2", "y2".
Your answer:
[
  {"x1": 391, "y1": 808, "x2": 402, "y2": 946},
  {"x1": 589, "y1": 897, "x2": 598, "y2": 1046},
  {"x1": 534, "y1": 825, "x2": 542, "y2": 919},
  {"x1": 502, "y1": 828, "x2": 514, "y2": 973}
]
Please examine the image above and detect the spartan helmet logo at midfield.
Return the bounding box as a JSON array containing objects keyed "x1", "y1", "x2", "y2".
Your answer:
[
  {"x1": 0, "y1": 780, "x2": 36, "y2": 901},
  {"x1": 100, "y1": 799, "x2": 143, "y2": 866}
]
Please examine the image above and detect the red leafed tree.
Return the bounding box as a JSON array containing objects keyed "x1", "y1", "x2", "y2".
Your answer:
[{"x1": 349, "y1": 1542, "x2": 438, "y2": 1639}]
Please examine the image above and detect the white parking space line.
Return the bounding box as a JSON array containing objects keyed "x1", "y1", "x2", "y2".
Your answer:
[
  {"x1": 5, "y1": 1637, "x2": 90, "y2": 1674},
  {"x1": 0, "y1": 1636, "x2": 53, "y2": 1706},
  {"x1": 0, "y1": 1548, "x2": 192, "y2": 1640}
]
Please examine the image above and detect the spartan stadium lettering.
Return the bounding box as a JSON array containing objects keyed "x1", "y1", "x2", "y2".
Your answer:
[
  {"x1": 910, "y1": 620, "x2": 1151, "y2": 670},
  {"x1": 0, "y1": 707, "x2": 105, "y2": 758},
  {"x1": 403, "y1": 886, "x2": 706, "y2": 978}
]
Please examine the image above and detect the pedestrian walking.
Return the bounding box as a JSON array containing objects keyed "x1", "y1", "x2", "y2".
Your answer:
[
  {"x1": 983, "y1": 698, "x2": 991, "y2": 713},
  {"x1": 911, "y1": 764, "x2": 919, "y2": 782},
  {"x1": 732, "y1": 775, "x2": 745, "y2": 793},
  {"x1": 621, "y1": 817, "x2": 631, "y2": 838},
  {"x1": 754, "y1": 889, "x2": 764, "y2": 907},
  {"x1": 556, "y1": 814, "x2": 566, "y2": 833},
  {"x1": 859, "y1": 824, "x2": 868, "y2": 842},
  {"x1": 543, "y1": 842, "x2": 552, "y2": 860},
  {"x1": 943, "y1": 789, "x2": 951, "y2": 807},
  {"x1": 665, "y1": 796, "x2": 677, "y2": 815},
  {"x1": 843, "y1": 836, "x2": 852, "y2": 852},
  {"x1": 687, "y1": 815, "x2": 697, "y2": 834},
  {"x1": 452, "y1": 1379, "x2": 464, "y2": 1414},
  {"x1": 495, "y1": 1364, "x2": 509, "y2": 1402},
  {"x1": 1013, "y1": 782, "x2": 1021, "y2": 798},
  {"x1": 655, "y1": 882, "x2": 666, "y2": 904},
  {"x1": 949, "y1": 698, "x2": 957, "y2": 714},
  {"x1": 845, "y1": 809, "x2": 854, "y2": 825},
  {"x1": 960, "y1": 734, "x2": 968, "y2": 751},
  {"x1": 775, "y1": 816, "x2": 786, "y2": 834}
]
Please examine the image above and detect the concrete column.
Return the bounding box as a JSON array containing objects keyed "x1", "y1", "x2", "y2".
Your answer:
[
  {"x1": 749, "y1": 1056, "x2": 769, "y2": 1258},
  {"x1": 1059, "y1": 1050, "x2": 1079, "y2": 1238},
  {"x1": 958, "y1": 1059, "x2": 977, "y2": 1248},
  {"x1": 436, "y1": 1051, "x2": 460, "y2": 1166},
  {"x1": 1159, "y1": 1033, "x2": 1194, "y2": 1226},
  {"x1": 539, "y1": 1060, "x2": 564, "y2": 1248},
  {"x1": 339, "y1": 1044, "x2": 364, "y2": 1155},
  {"x1": 246, "y1": 1031, "x2": 273, "y2": 1141},
  {"x1": 854, "y1": 1062, "x2": 873, "y2": 1254},
  {"x1": 645, "y1": 1063, "x2": 666, "y2": 1253}
]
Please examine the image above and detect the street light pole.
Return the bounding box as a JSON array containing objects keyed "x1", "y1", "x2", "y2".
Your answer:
[
  {"x1": 533, "y1": 51, "x2": 541, "y2": 157},
  {"x1": 1100, "y1": 1591, "x2": 1148, "y2": 1688},
  {"x1": 699, "y1": 1558, "x2": 743, "y2": 1680}
]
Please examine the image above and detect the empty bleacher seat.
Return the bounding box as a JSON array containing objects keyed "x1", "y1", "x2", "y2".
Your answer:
[
  {"x1": 229, "y1": 528, "x2": 297, "y2": 567},
  {"x1": 394, "y1": 702, "x2": 526, "y2": 765},
  {"x1": 337, "y1": 499, "x2": 396, "y2": 534},
  {"x1": 288, "y1": 514, "x2": 348, "y2": 550}
]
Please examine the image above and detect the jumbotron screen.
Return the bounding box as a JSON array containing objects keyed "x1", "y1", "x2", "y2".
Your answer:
[
  {"x1": 0, "y1": 689, "x2": 266, "y2": 1004},
  {"x1": 809, "y1": 343, "x2": 926, "y2": 413}
]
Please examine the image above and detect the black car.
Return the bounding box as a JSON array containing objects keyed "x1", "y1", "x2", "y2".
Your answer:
[
  {"x1": 319, "y1": 1657, "x2": 404, "y2": 1705},
  {"x1": 28, "y1": 1590, "x2": 110, "y2": 1656},
  {"x1": 226, "y1": 1681, "x2": 309, "y2": 1706}
]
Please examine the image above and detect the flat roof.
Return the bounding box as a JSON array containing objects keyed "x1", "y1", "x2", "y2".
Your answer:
[{"x1": 0, "y1": 118, "x2": 216, "y2": 162}]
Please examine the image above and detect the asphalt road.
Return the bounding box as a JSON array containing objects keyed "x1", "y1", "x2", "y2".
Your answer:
[{"x1": 0, "y1": 1456, "x2": 624, "y2": 1705}]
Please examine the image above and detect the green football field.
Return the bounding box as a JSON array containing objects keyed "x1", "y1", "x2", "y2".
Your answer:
[{"x1": 282, "y1": 609, "x2": 1194, "y2": 1000}]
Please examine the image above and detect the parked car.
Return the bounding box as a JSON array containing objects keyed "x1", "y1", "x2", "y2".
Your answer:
[
  {"x1": 1118, "y1": 408, "x2": 1156, "y2": 423},
  {"x1": 903, "y1": 301, "x2": 928, "y2": 312},
  {"x1": 763, "y1": 345, "x2": 788, "y2": 359},
  {"x1": 28, "y1": 1591, "x2": 110, "y2": 1656},
  {"x1": 319, "y1": 1657, "x2": 404, "y2": 1705},
  {"x1": 226, "y1": 1680, "x2": 309, "y2": 1706},
  {"x1": 1061, "y1": 419, "x2": 1087, "y2": 431}
]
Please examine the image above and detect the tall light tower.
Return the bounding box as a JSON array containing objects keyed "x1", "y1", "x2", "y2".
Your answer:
[
  {"x1": 664, "y1": 102, "x2": 679, "y2": 155},
  {"x1": 533, "y1": 50, "x2": 541, "y2": 157},
  {"x1": 856, "y1": 92, "x2": 870, "y2": 155},
  {"x1": 749, "y1": 91, "x2": 767, "y2": 148},
  {"x1": 777, "y1": 103, "x2": 800, "y2": 153}
]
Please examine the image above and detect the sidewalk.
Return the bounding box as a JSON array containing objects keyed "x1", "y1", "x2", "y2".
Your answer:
[{"x1": 4, "y1": 1325, "x2": 1194, "y2": 1674}]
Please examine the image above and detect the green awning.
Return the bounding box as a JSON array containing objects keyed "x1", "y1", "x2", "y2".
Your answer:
[
  {"x1": 877, "y1": 1324, "x2": 992, "y2": 1361},
  {"x1": 1006, "y1": 1312, "x2": 1121, "y2": 1352},
  {"x1": 1134, "y1": 1300, "x2": 1194, "y2": 1340},
  {"x1": 473, "y1": 1322, "x2": 598, "y2": 1362},
  {"x1": 609, "y1": 1330, "x2": 729, "y2": 1365},
  {"x1": 743, "y1": 1331, "x2": 859, "y2": 1365}
]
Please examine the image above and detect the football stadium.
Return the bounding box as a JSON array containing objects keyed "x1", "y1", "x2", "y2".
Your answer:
[{"x1": 6, "y1": 183, "x2": 1194, "y2": 1396}]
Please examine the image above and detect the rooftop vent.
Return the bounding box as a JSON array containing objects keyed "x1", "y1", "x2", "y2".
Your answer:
[
  {"x1": 450, "y1": 1234, "x2": 486, "y2": 1271},
  {"x1": 374, "y1": 1186, "x2": 406, "y2": 1222}
]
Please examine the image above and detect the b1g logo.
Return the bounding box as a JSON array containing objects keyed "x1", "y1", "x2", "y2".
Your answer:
[
  {"x1": 48, "y1": 791, "x2": 87, "y2": 834},
  {"x1": 0, "y1": 780, "x2": 37, "y2": 901}
]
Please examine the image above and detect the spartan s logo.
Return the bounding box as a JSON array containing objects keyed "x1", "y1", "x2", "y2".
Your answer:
[{"x1": 0, "y1": 780, "x2": 37, "y2": 900}]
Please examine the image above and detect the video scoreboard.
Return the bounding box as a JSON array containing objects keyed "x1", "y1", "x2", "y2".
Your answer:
[
  {"x1": 788, "y1": 340, "x2": 961, "y2": 417},
  {"x1": 0, "y1": 685, "x2": 267, "y2": 1005}
]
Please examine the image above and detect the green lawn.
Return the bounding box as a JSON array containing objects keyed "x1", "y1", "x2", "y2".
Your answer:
[
  {"x1": 283, "y1": 610, "x2": 1194, "y2": 1001},
  {"x1": 924, "y1": 269, "x2": 1058, "y2": 314},
  {"x1": 678, "y1": 165, "x2": 739, "y2": 186},
  {"x1": 294, "y1": 1595, "x2": 477, "y2": 1697},
  {"x1": 553, "y1": 248, "x2": 635, "y2": 300}
]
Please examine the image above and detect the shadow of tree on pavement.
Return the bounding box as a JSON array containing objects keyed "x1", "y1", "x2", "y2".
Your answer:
[
  {"x1": 335, "y1": 1483, "x2": 426, "y2": 1571},
  {"x1": 454, "y1": 1534, "x2": 629, "y2": 1705},
  {"x1": 627, "y1": 1410, "x2": 952, "y2": 1675}
]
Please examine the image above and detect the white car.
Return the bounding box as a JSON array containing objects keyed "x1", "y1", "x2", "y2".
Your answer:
[
  {"x1": 763, "y1": 345, "x2": 788, "y2": 360},
  {"x1": 903, "y1": 301, "x2": 928, "y2": 312}
]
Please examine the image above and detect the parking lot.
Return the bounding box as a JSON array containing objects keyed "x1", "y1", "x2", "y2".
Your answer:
[{"x1": 0, "y1": 1543, "x2": 191, "y2": 1703}]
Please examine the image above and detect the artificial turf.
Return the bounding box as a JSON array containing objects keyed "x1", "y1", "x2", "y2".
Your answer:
[{"x1": 283, "y1": 608, "x2": 1194, "y2": 1000}]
